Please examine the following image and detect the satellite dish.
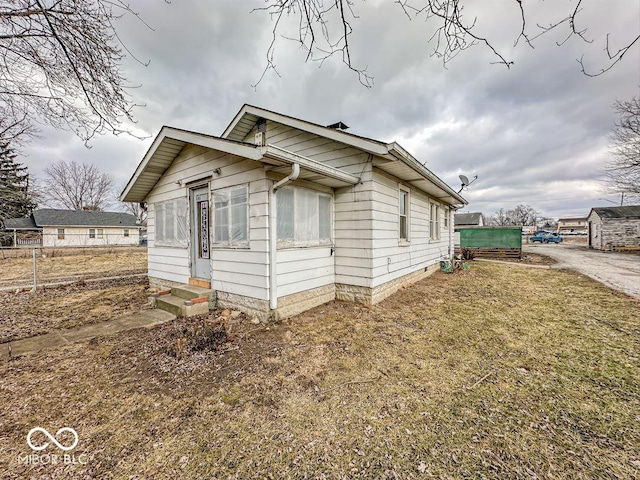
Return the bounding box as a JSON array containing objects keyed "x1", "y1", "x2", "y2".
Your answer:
[{"x1": 457, "y1": 174, "x2": 478, "y2": 193}]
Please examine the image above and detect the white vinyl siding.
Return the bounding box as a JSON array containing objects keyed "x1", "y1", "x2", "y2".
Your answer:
[
  {"x1": 145, "y1": 144, "x2": 270, "y2": 299},
  {"x1": 370, "y1": 169, "x2": 450, "y2": 289},
  {"x1": 213, "y1": 184, "x2": 249, "y2": 247}
]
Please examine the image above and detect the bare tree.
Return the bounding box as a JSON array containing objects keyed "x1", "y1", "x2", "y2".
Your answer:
[
  {"x1": 256, "y1": 0, "x2": 639, "y2": 87},
  {"x1": 489, "y1": 208, "x2": 509, "y2": 226},
  {"x1": 509, "y1": 204, "x2": 539, "y2": 226},
  {"x1": 0, "y1": 0, "x2": 154, "y2": 146},
  {"x1": 43, "y1": 160, "x2": 114, "y2": 211},
  {"x1": 605, "y1": 97, "x2": 640, "y2": 198}
]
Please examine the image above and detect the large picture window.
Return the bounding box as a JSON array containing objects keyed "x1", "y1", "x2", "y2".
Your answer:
[
  {"x1": 213, "y1": 185, "x2": 248, "y2": 247},
  {"x1": 277, "y1": 186, "x2": 331, "y2": 247},
  {"x1": 155, "y1": 197, "x2": 188, "y2": 247}
]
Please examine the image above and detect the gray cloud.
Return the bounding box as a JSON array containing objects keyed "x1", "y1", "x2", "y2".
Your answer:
[{"x1": 21, "y1": 0, "x2": 640, "y2": 219}]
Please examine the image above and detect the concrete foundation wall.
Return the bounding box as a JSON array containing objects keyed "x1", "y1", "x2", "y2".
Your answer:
[{"x1": 337, "y1": 262, "x2": 439, "y2": 307}]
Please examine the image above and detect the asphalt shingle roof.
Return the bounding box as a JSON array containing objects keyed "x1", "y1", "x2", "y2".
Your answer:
[
  {"x1": 31, "y1": 209, "x2": 139, "y2": 227},
  {"x1": 3, "y1": 217, "x2": 37, "y2": 230},
  {"x1": 454, "y1": 212, "x2": 484, "y2": 226},
  {"x1": 590, "y1": 206, "x2": 640, "y2": 219}
]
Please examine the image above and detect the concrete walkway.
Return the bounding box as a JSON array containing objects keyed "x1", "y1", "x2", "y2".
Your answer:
[{"x1": 0, "y1": 309, "x2": 175, "y2": 361}]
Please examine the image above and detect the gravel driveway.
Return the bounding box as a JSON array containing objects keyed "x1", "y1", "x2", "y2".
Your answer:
[{"x1": 523, "y1": 243, "x2": 640, "y2": 300}]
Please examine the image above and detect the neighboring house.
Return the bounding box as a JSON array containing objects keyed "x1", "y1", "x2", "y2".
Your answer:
[
  {"x1": 454, "y1": 212, "x2": 485, "y2": 228},
  {"x1": 453, "y1": 212, "x2": 484, "y2": 247},
  {"x1": 587, "y1": 206, "x2": 640, "y2": 251},
  {"x1": 557, "y1": 217, "x2": 588, "y2": 234},
  {"x1": 121, "y1": 104, "x2": 467, "y2": 320},
  {"x1": 3, "y1": 209, "x2": 140, "y2": 247}
]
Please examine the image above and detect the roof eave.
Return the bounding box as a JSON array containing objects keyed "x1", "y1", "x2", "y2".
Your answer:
[{"x1": 386, "y1": 143, "x2": 468, "y2": 205}]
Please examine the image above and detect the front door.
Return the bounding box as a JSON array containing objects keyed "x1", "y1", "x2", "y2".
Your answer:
[{"x1": 190, "y1": 186, "x2": 211, "y2": 280}]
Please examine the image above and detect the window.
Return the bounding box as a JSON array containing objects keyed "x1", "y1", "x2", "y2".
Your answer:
[
  {"x1": 277, "y1": 186, "x2": 331, "y2": 247},
  {"x1": 399, "y1": 187, "x2": 410, "y2": 241},
  {"x1": 213, "y1": 185, "x2": 248, "y2": 247},
  {"x1": 430, "y1": 203, "x2": 440, "y2": 240},
  {"x1": 57, "y1": 228, "x2": 65, "y2": 240},
  {"x1": 123, "y1": 229, "x2": 129, "y2": 237},
  {"x1": 444, "y1": 208, "x2": 449, "y2": 228},
  {"x1": 155, "y1": 197, "x2": 188, "y2": 247},
  {"x1": 89, "y1": 228, "x2": 95, "y2": 239},
  {"x1": 97, "y1": 228, "x2": 103, "y2": 239}
]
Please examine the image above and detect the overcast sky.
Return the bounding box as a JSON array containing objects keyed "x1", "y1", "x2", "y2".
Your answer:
[{"x1": 23, "y1": 0, "x2": 640, "y2": 220}]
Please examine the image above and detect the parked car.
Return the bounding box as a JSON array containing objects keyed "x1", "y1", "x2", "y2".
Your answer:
[{"x1": 530, "y1": 231, "x2": 563, "y2": 243}]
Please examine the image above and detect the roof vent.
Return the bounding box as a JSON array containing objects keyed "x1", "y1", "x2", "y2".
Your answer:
[{"x1": 327, "y1": 121, "x2": 349, "y2": 130}]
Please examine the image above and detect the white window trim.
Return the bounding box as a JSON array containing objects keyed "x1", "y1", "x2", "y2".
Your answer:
[
  {"x1": 277, "y1": 186, "x2": 333, "y2": 249},
  {"x1": 212, "y1": 184, "x2": 250, "y2": 249},
  {"x1": 399, "y1": 185, "x2": 410, "y2": 245},
  {"x1": 430, "y1": 202, "x2": 441, "y2": 241},
  {"x1": 88, "y1": 228, "x2": 95, "y2": 239}
]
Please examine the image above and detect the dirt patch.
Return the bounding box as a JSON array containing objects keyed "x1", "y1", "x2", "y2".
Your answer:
[
  {"x1": 0, "y1": 276, "x2": 151, "y2": 343},
  {"x1": 1, "y1": 263, "x2": 639, "y2": 478}
]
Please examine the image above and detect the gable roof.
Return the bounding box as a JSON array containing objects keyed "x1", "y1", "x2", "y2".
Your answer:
[
  {"x1": 589, "y1": 205, "x2": 640, "y2": 219},
  {"x1": 3, "y1": 216, "x2": 38, "y2": 230},
  {"x1": 223, "y1": 105, "x2": 467, "y2": 206},
  {"x1": 454, "y1": 212, "x2": 483, "y2": 226},
  {"x1": 32, "y1": 209, "x2": 139, "y2": 227},
  {"x1": 121, "y1": 105, "x2": 467, "y2": 206}
]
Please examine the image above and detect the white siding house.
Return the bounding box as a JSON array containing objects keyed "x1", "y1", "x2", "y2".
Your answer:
[
  {"x1": 121, "y1": 105, "x2": 467, "y2": 320},
  {"x1": 3, "y1": 209, "x2": 140, "y2": 247}
]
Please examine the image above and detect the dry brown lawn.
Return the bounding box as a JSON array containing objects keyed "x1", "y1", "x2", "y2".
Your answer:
[
  {"x1": 1, "y1": 262, "x2": 639, "y2": 479},
  {"x1": 0, "y1": 276, "x2": 151, "y2": 343},
  {"x1": 0, "y1": 247, "x2": 147, "y2": 288}
]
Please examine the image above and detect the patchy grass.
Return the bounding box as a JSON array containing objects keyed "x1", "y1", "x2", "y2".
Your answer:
[
  {"x1": 0, "y1": 248, "x2": 147, "y2": 287},
  {"x1": 0, "y1": 277, "x2": 150, "y2": 343},
  {"x1": 1, "y1": 262, "x2": 639, "y2": 479}
]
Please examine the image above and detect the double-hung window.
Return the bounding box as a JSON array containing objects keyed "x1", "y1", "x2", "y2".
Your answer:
[
  {"x1": 430, "y1": 203, "x2": 440, "y2": 240},
  {"x1": 277, "y1": 186, "x2": 331, "y2": 247},
  {"x1": 89, "y1": 229, "x2": 95, "y2": 239},
  {"x1": 399, "y1": 186, "x2": 410, "y2": 242},
  {"x1": 57, "y1": 228, "x2": 65, "y2": 240},
  {"x1": 213, "y1": 185, "x2": 249, "y2": 247}
]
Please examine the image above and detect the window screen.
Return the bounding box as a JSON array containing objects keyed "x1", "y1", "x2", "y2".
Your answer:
[
  {"x1": 277, "y1": 186, "x2": 331, "y2": 247},
  {"x1": 154, "y1": 198, "x2": 188, "y2": 247}
]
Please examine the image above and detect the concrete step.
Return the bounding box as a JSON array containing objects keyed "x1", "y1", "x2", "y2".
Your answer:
[
  {"x1": 155, "y1": 294, "x2": 209, "y2": 318},
  {"x1": 172, "y1": 284, "x2": 215, "y2": 302}
]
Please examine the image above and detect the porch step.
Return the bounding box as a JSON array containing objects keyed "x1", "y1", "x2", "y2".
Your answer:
[
  {"x1": 155, "y1": 294, "x2": 210, "y2": 318},
  {"x1": 172, "y1": 284, "x2": 215, "y2": 302}
]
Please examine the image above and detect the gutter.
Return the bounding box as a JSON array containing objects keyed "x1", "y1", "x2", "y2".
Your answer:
[{"x1": 268, "y1": 163, "x2": 300, "y2": 310}]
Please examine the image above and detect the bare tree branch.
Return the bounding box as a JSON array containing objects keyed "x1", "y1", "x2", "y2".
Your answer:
[
  {"x1": 605, "y1": 97, "x2": 640, "y2": 198},
  {"x1": 256, "y1": 0, "x2": 639, "y2": 85},
  {"x1": 43, "y1": 160, "x2": 115, "y2": 210},
  {"x1": 0, "y1": 0, "x2": 161, "y2": 146}
]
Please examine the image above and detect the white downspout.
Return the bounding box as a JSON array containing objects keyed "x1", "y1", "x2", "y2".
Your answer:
[{"x1": 269, "y1": 163, "x2": 300, "y2": 310}]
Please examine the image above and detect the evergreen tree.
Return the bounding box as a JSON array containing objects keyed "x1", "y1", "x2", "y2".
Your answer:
[{"x1": 0, "y1": 141, "x2": 36, "y2": 226}]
